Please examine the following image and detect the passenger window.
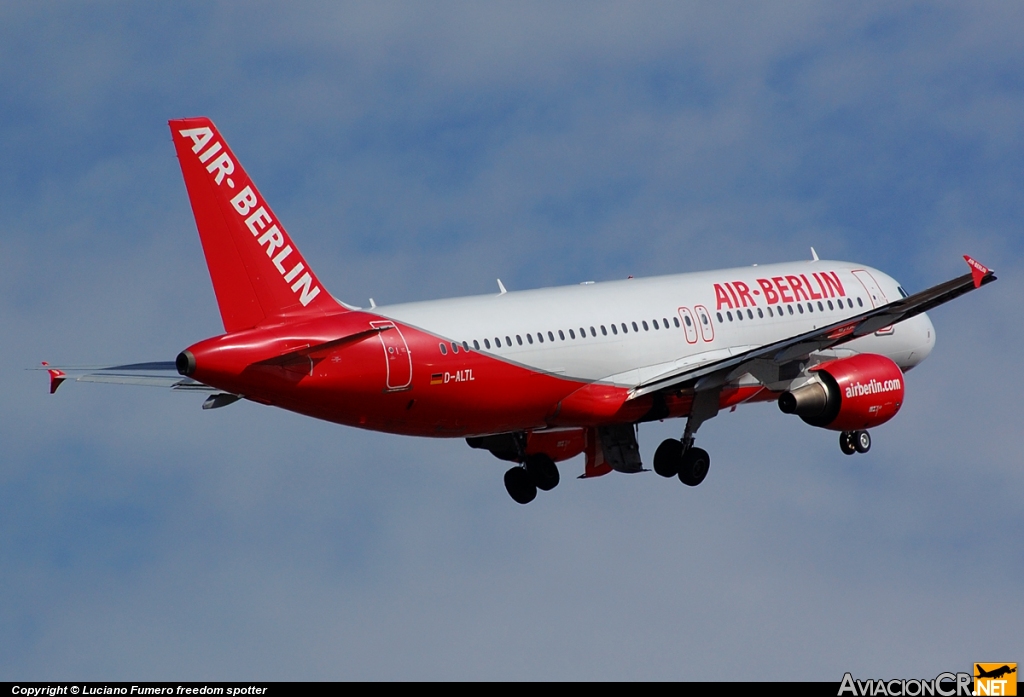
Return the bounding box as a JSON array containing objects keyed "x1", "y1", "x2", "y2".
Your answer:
[
  {"x1": 621, "y1": 323, "x2": 628, "y2": 333},
  {"x1": 736, "y1": 310, "x2": 742, "y2": 321},
  {"x1": 590, "y1": 326, "x2": 596, "y2": 337},
  {"x1": 727, "y1": 311, "x2": 733, "y2": 321},
  {"x1": 684, "y1": 315, "x2": 692, "y2": 326},
  {"x1": 798, "y1": 304, "x2": 804, "y2": 314},
  {"x1": 473, "y1": 340, "x2": 480, "y2": 350},
  {"x1": 817, "y1": 301, "x2": 824, "y2": 311},
  {"x1": 611, "y1": 324, "x2": 618, "y2": 335},
  {"x1": 440, "y1": 343, "x2": 448, "y2": 355},
  {"x1": 746, "y1": 309, "x2": 753, "y2": 319},
  {"x1": 569, "y1": 329, "x2": 576, "y2": 339},
  {"x1": 506, "y1": 335, "x2": 512, "y2": 346},
  {"x1": 857, "y1": 297, "x2": 864, "y2": 307},
  {"x1": 827, "y1": 300, "x2": 833, "y2": 310},
  {"x1": 632, "y1": 322, "x2": 639, "y2": 332},
  {"x1": 558, "y1": 330, "x2": 565, "y2": 340},
  {"x1": 716, "y1": 312, "x2": 723, "y2": 322},
  {"x1": 663, "y1": 317, "x2": 670, "y2": 327},
  {"x1": 642, "y1": 321, "x2": 649, "y2": 330},
  {"x1": 548, "y1": 331, "x2": 555, "y2": 342},
  {"x1": 807, "y1": 303, "x2": 813, "y2": 313},
  {"x1": 484, "y1": 338, "x2": 491, "y2": 349},
  {"x1": 653, "y1": 319, "x2": 660, "y2": 329},
  {"x1": 788, "y1": 305, "x2": 794, "y2": 315},
  {"x1": 516, "y1": 335, "x2": 522, "y2": 346},
  {"x1": 673, "y1": 317, "x2": 680, "y2": 328},
  {"x1": 757, "y1": 308, "x2": 763, "y2": 318},
  {"x1": 600, "y1": 325, "x2": 607, "y2": 336},
  {"x1": 580, "y1": 327, "x2": 586, "y2": 338},
  {"x1": 537, "y1": 332, "x2": 543, "y2": 343},
  {"x1": 527, "y1": 334, "x2": 534, "y2": 344},
  {"x1": 463, "y1": 341, "x2": 470, "y2": 351},
  {"x1": 452, "y1": 342, "x2": 459, "y2": 353}
]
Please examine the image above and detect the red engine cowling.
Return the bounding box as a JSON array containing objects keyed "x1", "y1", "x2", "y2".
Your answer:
[{"x1": 778, "y1": 354, "x2": 905, "y2": 431}]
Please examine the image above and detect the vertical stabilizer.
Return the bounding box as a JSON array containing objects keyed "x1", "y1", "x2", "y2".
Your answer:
[{"x1": 170, "y1": 117, "x2": 344, "y2": 332}]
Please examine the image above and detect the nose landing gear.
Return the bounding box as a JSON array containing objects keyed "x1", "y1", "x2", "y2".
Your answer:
[{"x1": 840, "y1": 430, "x2": 871, "y2": 455}]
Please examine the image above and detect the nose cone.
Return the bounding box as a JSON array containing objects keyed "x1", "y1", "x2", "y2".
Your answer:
[{"x1": 904, "y1": 312, "x2": 936, "y2": 370}]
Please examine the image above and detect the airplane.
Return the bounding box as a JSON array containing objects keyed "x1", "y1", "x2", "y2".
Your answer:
[
  {"x1": 975, "y1": 665, "x2": 1016, "y2": 680},
  {"x1": 43, "y1": 117, "x2": 998, "y2": 504}
]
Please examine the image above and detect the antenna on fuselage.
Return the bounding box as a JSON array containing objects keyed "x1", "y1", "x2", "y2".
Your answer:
[
  {"x1": 810, "y1": 247, "x2": 819, "y2": 262},
  {"x1": 369, "y1": 298, "x2": 376, "y2": 308},
  {"x1": 496, "y1": 279, "x2": 507, "y2": 295}
]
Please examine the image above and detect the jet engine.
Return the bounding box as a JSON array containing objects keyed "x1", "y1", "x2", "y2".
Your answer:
[{"x1": 778, "y1": 353, "x2": 905, "y2": 431}]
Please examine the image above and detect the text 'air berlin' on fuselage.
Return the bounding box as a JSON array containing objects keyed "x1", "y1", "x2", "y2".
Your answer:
[{"x1": 713, "y1": 273, "x2": 845, "y2": 310}]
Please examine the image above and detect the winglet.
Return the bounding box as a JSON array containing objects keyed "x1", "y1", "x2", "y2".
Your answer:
[
  {"x1": 964, "y1": 255, "x2": 992, "y2": 289},
  {"x1": 42, "y1": 361, "x2": 66, "y2": 394}
]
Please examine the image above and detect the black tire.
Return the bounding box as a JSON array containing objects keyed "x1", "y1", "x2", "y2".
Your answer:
[
  {"x1": 854, "y1": 430, "x2": 871, "y2": 454},
  {"x1": 525, "y1": 453, "x2": 560, "y2": 491},
  {"x1": 678, "y1": 447, "x2": 710, "y2": 487},
  {"x1": 840, "y1": 431, "x2": 857, "y2": 455},
  {"x1": 504, "y1": 467, "x2": 537, "y2": 504},
  {"x1": 653, "y1": 439, "x2": 683, "y2": 478}
]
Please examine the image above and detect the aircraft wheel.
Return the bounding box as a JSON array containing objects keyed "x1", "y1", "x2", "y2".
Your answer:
[
  {"x1": 653, "y1": 438, "x2": 683, "y2": 478},
  {"x1": 525, "y1": 453, "x2": 560, "y2": 491},
  {"x1": 678, "y1": 447, "x2": 710, "y2": 487},
  {"x1": 504, "y1": 467, "x2": 537, "y2": 504},
  {"x1": 854, "y1": 430, "x2": 871, "y2": 454},
  {"x1": 839, "y1": 431, "x2": 857, "y2": 455}
]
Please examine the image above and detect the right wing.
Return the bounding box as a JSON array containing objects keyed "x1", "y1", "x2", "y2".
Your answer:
[{"x1": 628, "y1": 255, "x2": 996, "y2": 399}]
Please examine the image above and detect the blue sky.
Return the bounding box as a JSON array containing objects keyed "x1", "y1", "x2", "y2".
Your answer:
[{"x1": 2, "y1": 2, "x2": 1021, "y2": 679}]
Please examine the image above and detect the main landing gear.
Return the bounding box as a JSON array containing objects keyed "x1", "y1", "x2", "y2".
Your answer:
[
  {"x1": 652, "y1": 384, "x2": 720, "y2": 488},
  {"x1": 504, "y1": 453, "x2": 560, "y2": 505},
  {"x1": 653, "y1": 438, "x2": 711, "y2": 486},
  {"x1": 839, "y1": 430, "x2": 871, "y2": 455}
]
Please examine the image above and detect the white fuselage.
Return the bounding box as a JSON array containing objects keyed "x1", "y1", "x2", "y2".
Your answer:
[{"x1": 378, "y1": 260, "x2": 937, "y2": 386}]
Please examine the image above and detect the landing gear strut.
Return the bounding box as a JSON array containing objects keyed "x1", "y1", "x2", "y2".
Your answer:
[
  {"x1": 653, "y1": 383, "x2": 720, "y2": 487},
  {"x1": 840, "y1": 430, "x2": 871, "y2": 455}
]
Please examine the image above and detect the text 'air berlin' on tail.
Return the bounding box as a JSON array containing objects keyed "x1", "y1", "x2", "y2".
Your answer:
[{"x1": 170, "y1": 117, "x2": 343, "y2": 332}]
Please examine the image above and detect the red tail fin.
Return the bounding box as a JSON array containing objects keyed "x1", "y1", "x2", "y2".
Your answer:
[{"x1": 170, "y1": 117, "x2": 344, "y2": 332}]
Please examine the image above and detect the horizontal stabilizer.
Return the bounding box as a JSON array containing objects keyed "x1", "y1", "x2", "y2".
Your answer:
[{"x1": 37, "y1": 361, "x2": 217, "y2": 392}]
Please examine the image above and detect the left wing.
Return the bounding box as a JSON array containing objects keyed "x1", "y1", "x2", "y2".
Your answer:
[{"x1": 629, "y1": 255, "x2": 996, "y2": 399}]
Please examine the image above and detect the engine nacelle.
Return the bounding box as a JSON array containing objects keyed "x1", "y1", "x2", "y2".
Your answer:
[{"x1": 778, "y1": 354, "x2": 905, "y2": 431}]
